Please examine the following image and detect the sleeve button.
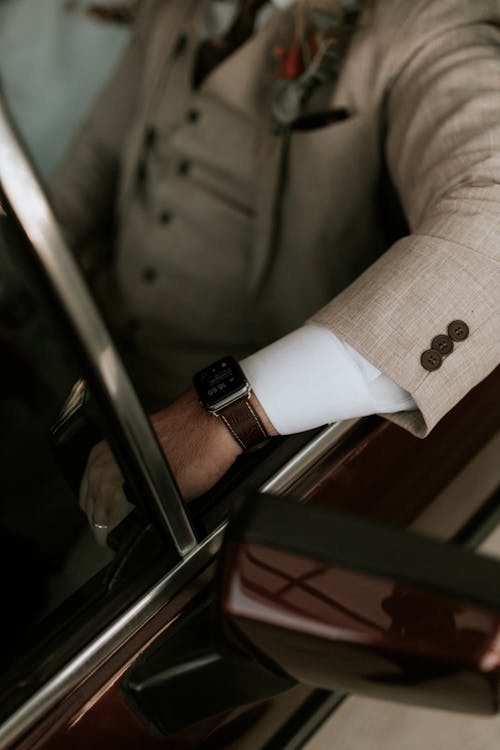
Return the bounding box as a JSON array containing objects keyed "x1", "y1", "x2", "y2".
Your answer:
[
  {"x1": 431, "y1": 334, "x2": 454, "y2": 356},
  {"x1": 448, "y1": 320, "x2": 469, "y2": 342},
  {"x1": 421, "y1": 349, "x2": 443, "y2": 371}
]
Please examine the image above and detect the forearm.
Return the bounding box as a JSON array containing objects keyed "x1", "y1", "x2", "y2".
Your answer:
[{"x1": 310, "y1": 1, "x2": 500, "y2": 436}]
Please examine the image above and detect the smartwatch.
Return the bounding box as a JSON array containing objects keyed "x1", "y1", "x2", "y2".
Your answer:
[{"x1": 193, "y1": 356, "x2": 269, "y2": 450}]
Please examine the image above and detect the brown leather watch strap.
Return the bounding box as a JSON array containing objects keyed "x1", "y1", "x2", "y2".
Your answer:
[{"x1": 218, "y1": 398, "x2": 269, "y2": 450}]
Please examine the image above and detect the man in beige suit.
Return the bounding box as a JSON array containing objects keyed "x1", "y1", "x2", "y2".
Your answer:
[{"x1": 50, "y1": 0, "x2": 500, "y2": 530}]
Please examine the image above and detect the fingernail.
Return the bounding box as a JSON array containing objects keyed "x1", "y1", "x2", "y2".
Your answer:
[
  {"x1": 93, "y1": 526, "x2": 109, "y2": 547},
  {"x1": 91, "y1": 503, "x2": 109, "y2": 529}
]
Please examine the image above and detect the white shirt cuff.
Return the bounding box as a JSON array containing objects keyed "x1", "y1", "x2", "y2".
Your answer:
[{"x1": 240, "y1": 325, "x2": 416, "y2": 435}]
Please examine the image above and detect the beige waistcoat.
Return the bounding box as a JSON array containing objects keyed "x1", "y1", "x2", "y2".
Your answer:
[{"x1": 51, "y1": 0, "x2": 500, "y2": 433}]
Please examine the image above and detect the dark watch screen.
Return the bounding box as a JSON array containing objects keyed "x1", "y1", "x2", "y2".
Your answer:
[{"x1": 193, "y1": 356, "x2": 248, "y2": 410}]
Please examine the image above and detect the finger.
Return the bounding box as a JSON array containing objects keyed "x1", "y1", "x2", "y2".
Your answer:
[
  {"x1": 88, "y1": 491, "x2": 112, "y2": 546},
  {"x1": 79, "y1": 468, "x2": 89, "y2": 512},
  {"x1": 89, "y1": 486, "x2": 134, "y2": 546},
  {"x1": 91, "y1": 494, "x2": 110, "y2": 528},
  {"x1": 83, "y1": 451, "x2": 122, "y2": 518},
  {"x1": 92, "y1": 521, "x2": 110, "y2": 548},
  {"x1": 109, "y1": 486, "x2": 135, "y2": 527},
  {"x1": 79, "y1": 442, "x2": 109, "y2": 514}
]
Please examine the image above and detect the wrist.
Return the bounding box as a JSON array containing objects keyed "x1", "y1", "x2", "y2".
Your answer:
[
  {"x1": 249, "y1": 393, "x2": 278, "y2": 437},
  {"x1": 150, "y1": 387, "x2": 243, "y2": 503},
  {"x1": 192, "y1": 356, "x2": 277, "y2": 450},
  {"x1": 183, "y1": 387, "x2": 244, "y2": 460},
  {"x1": 203, "y1": 396, "x2": 246, "y2": 459}
]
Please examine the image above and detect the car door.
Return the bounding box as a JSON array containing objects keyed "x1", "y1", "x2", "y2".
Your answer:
[
  {"x1": 0, "y1": 85, "x2": 499, "y2": 750},
  {"x1": 0, "y1": 82, "x2": 350, "y2": 750}
]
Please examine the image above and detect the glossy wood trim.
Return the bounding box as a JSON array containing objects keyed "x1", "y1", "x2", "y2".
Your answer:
[{"x1": 293, "y1": 367, "x2": 500, "y2": 530}]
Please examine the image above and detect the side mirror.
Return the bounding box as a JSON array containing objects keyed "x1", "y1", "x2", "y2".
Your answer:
[{"x1": 218, "y1": 493, "x2": 500, "y2": 715}]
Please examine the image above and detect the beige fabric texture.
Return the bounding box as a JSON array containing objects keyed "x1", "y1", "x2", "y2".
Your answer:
[{"x1": 50, "y1": 0, "x2": 500, "y2": 433}]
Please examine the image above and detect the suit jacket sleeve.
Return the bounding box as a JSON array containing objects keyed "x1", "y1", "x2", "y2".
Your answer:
[
  {"x1": 48, "y1": 3, "x2": 154, "y2": 250},
  {"x1": 309, "y1": 0, "x2": 500, "y2": 437}
]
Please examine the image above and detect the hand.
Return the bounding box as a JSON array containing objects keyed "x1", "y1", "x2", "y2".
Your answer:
[
  {"x1": 79, "y1": 441, "x2": 135, "y2": 546},
  {"x1": 79, "y1": 388, "x2": 276, "y2": 543}
]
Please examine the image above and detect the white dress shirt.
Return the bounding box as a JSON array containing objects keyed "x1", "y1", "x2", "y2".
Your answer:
[{"x1": 204, "y1": 0, "x2": 416, "y2": 433}]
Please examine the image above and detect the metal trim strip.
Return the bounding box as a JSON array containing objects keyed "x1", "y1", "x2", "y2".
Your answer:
[{"x1": 0, "y1": 88, "x2": 196, "y2": 556}]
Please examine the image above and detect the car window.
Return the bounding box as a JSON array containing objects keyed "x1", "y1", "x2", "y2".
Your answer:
[
  {"x1": 0, "y1": 94, "x2": 193, "y2": 715},
  {"x1": 0, "y1": 207, "x2": 109, "y2": 644}
]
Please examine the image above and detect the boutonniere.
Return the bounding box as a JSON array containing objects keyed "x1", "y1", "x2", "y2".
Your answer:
[
  {"x1": 271, "y1": 0, "x2": 366, "y2": 133},
  {"x1": 64, "y1": 1, "x2": 138, "y2": 24}
]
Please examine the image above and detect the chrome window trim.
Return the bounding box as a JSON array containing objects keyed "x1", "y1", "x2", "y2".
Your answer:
[
  {"x1": 0, "y1": 88, "x2": 196, "y2": 556},
  {"x1": 260, "y1": 419, "x2": 358, "y2": 497},
  {"x1": 0, "y1": 419, "x2": 358, "y2": 749}
]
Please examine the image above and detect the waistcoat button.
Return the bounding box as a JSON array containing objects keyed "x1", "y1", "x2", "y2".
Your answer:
[
  {"x1": 173, "y1": 33, "x2": 188, "y2": 58},
  {"x1": 142, "y1": 267, "x2": 157, "y2": 283},
  {"x1": 136, "y1": 159, "x2": 147, "y2": 185},
  {"x1": 144, "y1": 126, "x2": 157, "y2": 149},
  {"x1": 159, "y1": 210, "x2": 173, "y2": 224},
  {"x1": 178, "y1": 160, "x2": 191, "y2": 176},
  {"x1": 186, "y1": 109, "x2": 201, "y2": 123}
]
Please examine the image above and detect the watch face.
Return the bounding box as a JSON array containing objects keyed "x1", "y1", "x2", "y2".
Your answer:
[{"x1": 193, "y1": 356, "x2": 249, "y2": 411}]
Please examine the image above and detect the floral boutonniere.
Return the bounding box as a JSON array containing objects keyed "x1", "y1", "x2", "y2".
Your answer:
[
  {"x1": 64, "y1": 1, "x2": 139, "y2": 24},
  {"x1": 271, "y1": 0, "x2": 366, "y2": 133}
]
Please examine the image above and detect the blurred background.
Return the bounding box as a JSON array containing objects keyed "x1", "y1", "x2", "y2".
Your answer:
[{"x1": 0, "y1": 0, "x2": 131, "y2": 178}]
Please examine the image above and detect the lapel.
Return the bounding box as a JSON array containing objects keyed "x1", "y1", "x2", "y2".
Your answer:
[
  {"x1": 200, "y1": 3, "x2": 296, "y2": 120},
  {"x1": 234, "y1": 0, "x2": 366, "y2": 293},
  {"x1": 198, "y1": 1, "x2": 298, "y2": 292},
  {"x1": 120, "y1": 0, "x2": 200, "y2": 203},
  {"x1": 249, "y1": 129, "x2": 289, "y2": 291}
]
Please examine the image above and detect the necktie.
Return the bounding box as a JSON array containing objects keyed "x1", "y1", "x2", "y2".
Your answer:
[{"x1": 193, "y1": 0, "x2": 270, "y2": 88}]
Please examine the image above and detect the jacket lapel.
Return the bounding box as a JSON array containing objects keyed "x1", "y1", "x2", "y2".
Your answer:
[
  {"x1": 120, "y1": 0, "x2": 200, "y2": 203},
  {"x1": 200, "y1": 3, "x2": 297, "y2": 292},
  {"x1": 239, "y1": 0, "x2": 366, "y2": 292},
  {"x1": 201, "y1": 2, "x2": 296, "y2": 119}
]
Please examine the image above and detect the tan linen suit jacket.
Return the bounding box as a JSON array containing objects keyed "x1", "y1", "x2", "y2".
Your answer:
[{"x1": 50, "y1": 0, "x2": 500, "y2": 436}]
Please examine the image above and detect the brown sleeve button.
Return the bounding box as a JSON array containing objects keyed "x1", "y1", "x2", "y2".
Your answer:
[
  {"x1": 448, "y1": 320, "x2": 469, "y2": 342},
  {"x1": 431, "y1": 334, "x2": 454, "y2": 356},
  {"x1": 421, "y1": 349, "x2": 443, "y2": 371}
]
